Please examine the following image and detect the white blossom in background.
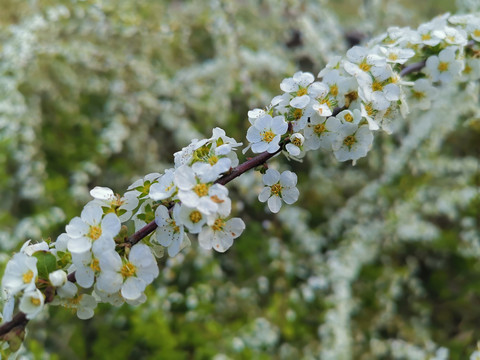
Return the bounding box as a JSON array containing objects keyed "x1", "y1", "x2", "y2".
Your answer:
[
  {"x1": 258, "y1": 169, "x2": 299, "y2": 213},
  {"x1": 379, "y1": 47, "x2": 415, "y2": 64},
  {"x1": 343, "y1": 46, "x2": 387, "y2": 81},
  {"x1": 424, "y1": 47, "x2": 464, "y2": 83},
  {"x1": 410, "y1": 79, "x2": 438, "y2": 110}
]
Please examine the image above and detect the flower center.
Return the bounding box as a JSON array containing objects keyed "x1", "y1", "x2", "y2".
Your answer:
[
  {"x1": 23, "y1": 270, "x2": 34, "y2": 284},
  {"x1": 474, "y1": 29, "x2": 480, "y2": 37},
  {"x1": 464, "y1": 64, "x2": 472, "y2": 74},
  {"x1": 208, "y1": 155, "x2": 219, "y2": 165},
  {"x1": 365, "y1": 103, "x2": 375, "y2": 116},
  {"x1": 88, "y1": 225, "x2": 102, "y2": 240},
  {"x1": 189, "y1": 211, "x2": 203, "y2": 224},
  {"x1": 293, "y1": 108, "x2": 303, "y2": 120},
  {"x1": 212, "y1": 218, "x2": 225, "y2": 231},
  {"x1": 329, "y1": 84, "x2": 338, "y2": 97},
  {"x1": 90, "y1": 259, "x2": 100, "y2": 272},
  {"x1": 261, "y1": 130, "x2": 275, "y2": 143},
  {"x1": 344, "y1": 113, "x2": 354, "y2": 122},
  {"x1": 121, "y1": 263, "x2": 136, "y2": 278},
  {"x1": 421, "y1": 33, "x2": 431, "y2": 41},
  {"x1": 358, "y1": 60, "x2": 371, "y2": 72},
  {"x1": 388, "y1": 53, "x2": 398, "y2": 61},
  {"x1": 270, "y1": 183, "x2": 283, "y2": 196},
  {"x1": 313, "y1": 123, "x2": 326, "y2": 135},
  {"x1": 193, "y1": 183, "x2": 209, "y2": 197},
  {"x1": 292, "y1": 138, "x2": 302, "y2": 147},
  {"x1": 171, "y1": 220, "x2": 180, "y2": 233},
  {"x1": 296, "y1": 88, "x2": 308, "y2": 97},
  {"x1": 372, "y1": 81, "x2": 383, "y2": 92},
  {"x1": 438, "y1": 61, "x2": 449, "y2": 72},
  {"x1": 31, "y1": 297, "x2": 41, "y2": 306},
  {"x1": 343, "y1": 135, "x2": 356, "y2": 147},
  {"x1": 411, "y1": 90, "x2": 425, "y2": 100}
]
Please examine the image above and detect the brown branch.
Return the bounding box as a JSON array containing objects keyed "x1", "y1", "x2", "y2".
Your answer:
[{"x1": 399, "y1": 59, "x2": 426, "y2": 77}]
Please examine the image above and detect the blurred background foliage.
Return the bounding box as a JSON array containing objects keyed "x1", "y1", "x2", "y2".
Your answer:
[{"x1": 0, "y1": 0, "x2": 479, "y2": 359}]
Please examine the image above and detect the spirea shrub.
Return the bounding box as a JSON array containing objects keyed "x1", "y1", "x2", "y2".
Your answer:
[{"x1": 1, "y1": 0, "x2": 480, "y2": 359}]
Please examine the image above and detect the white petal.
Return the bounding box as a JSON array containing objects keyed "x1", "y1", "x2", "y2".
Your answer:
[
  {"x1": 258, "y1": 187, "x2": 271, "y2": 203},
  {"x1": 267, "y1": 196, "x2": 282, "y2": 213},
  {"x1": 263, "y1": 169, "x2": 280, "y2": 186},
  {"x1": 66, "y1": 217, "x2": 88, "y2": 238},
  {"x1": 90, "y1": 186, "x2": 114, "y2": 200},
  {"x1": 67, "y1": 237, "x2": 91, "y2": 254},
  {"x1": 81, "y1": 206, "x2": 103, "y2": 226}
]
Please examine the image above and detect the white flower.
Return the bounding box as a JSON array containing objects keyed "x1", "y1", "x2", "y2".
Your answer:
[
  {"x1": 198, "y1": 217, "x2": 245, "y2": 253},
  {"x1": 309, "y1": 82, "x2": 335, "y2": 117},
  {"x1": 97, "y1": 244, "x2": 159, "y2": 301},
  {"x1": 466, "y1": 19, "x2": 480, "y2": 41},
  {"x1": 20, "y1": 240, "x2": 49, "y2": 256},
  {"x1": 258, "y1": 169, "x2": 299, "y2": 213},
  {"x1": 19, "y1": 289, "x2": 44, "y2": 320},
  {"x1": 285, "y1": 133, "x2": 304, "y2": 157},
  {"x1": 178, "y1": 205, "x2": 208, "y2": 234},
  {"x1": 174, "y1": 165, "x2": 230, "y2": 215},
  {"x1": 71, "y1": 251, "x2": 101, "y2": 288},
  {"x1": 357, "y1": 64, "x2": 399, "y2": 111},
  {"x1": 332, "y1": 123, "x2": 374, "y2": 164},
  {"x1": 51, "y1": 293, "x2": 97, "y2": 320},
  {"x1": 379, "y1": 47, "x2": 415, "y2": 64},
  {"x1": 149, "y1": 169, "x2": 176, "y2": 201},
  {"x1": 411, "y1": 22, "x2": 445, "y2": 46},
  {"x1": 460, "y1": 57, "x2": 480, "y2": 81},
  {"x1": 320, "y1": 69, "x2": 355, "y2": 108},
  {"x1": 410, "y1": 79, "x2": 438, "y2": 110},
  {"x1": 49, "y1": 270, "x2": 67, "y2": 287},
  {"x1": 127, "y1": 172, "x2": 162, "y2": 198},
  {"x1": 444, "y1": 26, "x2": 468, "y2": 46},
  {"x1": 248, "y1": 108, "x2": 267, "y2": 125},
  {"x1": 280, "y1": 71, "x2": 315, "y2": 109},
  {"x1": 424, "y1": 47, "x2": 464, "y2": 83},
  {"x1": 343, "y1": 46, "x2": 387, "y2": 81},
  {"x1": 275, "y1": 96, "x2": 314, "y2": 132},
  {"x1": 66, "y1": 205, "x2": 121, "y2": 255},
  {"x1": 154, "y1": 204, "x2": 185, "y2": 257},
  {"x1": 304, "y1": 115, "x2": 340, "y2": 151},
  {"x1": 88, "y1": 186, "x2": 139, "y2": 222},
  {"x1": 336, "y1": 109, "x2": 362, "y2": 125},
  {"x1": 246, "y1": 114, "x2": 288, "y2": 154},
  {"x1": 2, "y1": 253, "x2": 37, "y2": 296}
]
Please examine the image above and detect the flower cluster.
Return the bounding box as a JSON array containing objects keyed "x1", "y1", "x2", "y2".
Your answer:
[
  {"x1": 1, "y1": 12, "x2": 480, "y2": 355},
  {"x1": 245, "y1": 13, "x2": 479, "y2": 164}
]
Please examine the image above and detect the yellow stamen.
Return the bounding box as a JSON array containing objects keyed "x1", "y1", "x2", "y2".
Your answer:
[
  {"x1": 88, "y1": 225, "x2": 102, "y2": 240},
  {"x1": 212, "y1": 218, "x2": 225, "y2": 231},
  {"x1": 292, "y1": 138, "x2": 302, "y2": 147},
  {"x1": 388, "y1": 53, "x2": 398, "y2": 61},
  {"x1": 193, "y1": 183, "x2": 209, "y2": 197},
  {"x1": 31, "y1": 297, "x2": 41, "y2": 306},
  {"x1": 208, "y1": 155, "x2": 219, "y2": 165},
  {"x1": 293, "y1": 108, "x2": 303, "y2": 120},
  {"x1": 372, "y1": 81, "x2": 383, "y2": 92},
  {"x1": 23, "y1": 270, "x2": 34, "y2": 284},
  {"x1": 261, "y1": 130, "x2": 275, "y2": 143},
  {"x1": 189, "y1": 211, "x2": 203, "y2": 224},
  {"x1": 343, "y1": 135, "x2": 356, "y2": 147},
  {"x1": 359, "y1": 60, "x2": 371, "y2": 72},
  {"x1": 120, "y1": 263, "x2": 136, "y2": 278},
  {"x1": 171, "y1": 220, "x2": 180, "y2": 233},
  {"x1": 296, "y1": 88, "x2": 308, "y2": 97},
  {"x1": 421, "y1": 33, "x2": 431, "y2": 41},
  {"x1": 411, "y1": 90, "x2": 425, "y2": 100},
  {"x1": 314, "y1": 123, "x2": 326, "y2": 135},
  {"x1": 438, "y1": 62, "x2": 449, "y2": 72},
  {"x1": 270, "y1": 183, "x2": 283, "y2": 196},
  {"x1": 330, "y1": 84, "x2": 338, "y2": 97},
  {"x1": 344, "y1": 113, "x2": 354, "y2": 123},
  {"x1": 90, "y1": 259, "x2": 100, "y2": 272}
]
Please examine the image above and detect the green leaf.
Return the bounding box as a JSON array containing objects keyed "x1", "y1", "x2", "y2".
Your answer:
[{"x1": 33, "y1": 251, "x2": 57, "y2": 280}]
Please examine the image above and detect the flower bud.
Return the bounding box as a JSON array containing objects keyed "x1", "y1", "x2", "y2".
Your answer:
[{"x1": 49, "y1": 270, "x2": 67, "y2": 287}]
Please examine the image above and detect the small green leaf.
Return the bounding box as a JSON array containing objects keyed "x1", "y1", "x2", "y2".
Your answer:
[{"x1": 33, "y1": 251, "x2": 57, "y2": 280}]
